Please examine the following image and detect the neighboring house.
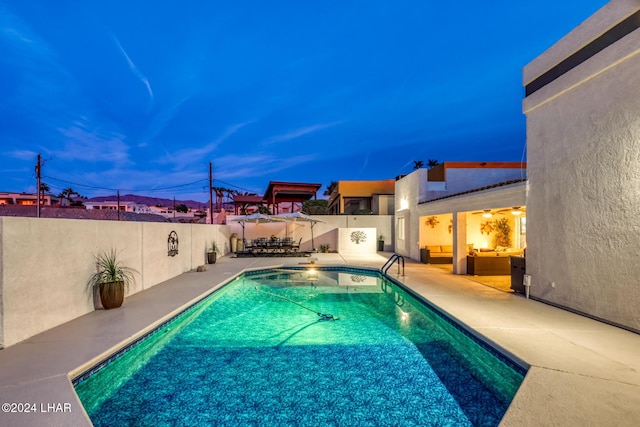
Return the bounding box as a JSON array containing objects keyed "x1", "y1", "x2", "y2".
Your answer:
[
  {"x1": 523, "y1": 0, "x2": 640, "y2": 332},
  {"x1": 327, "y1": 180, "x2": 395, "y2": 215},
  {"x1": 394, "y1": 162, "x2": 527, "y2": 272},
  {"x1": 84, "y1": 201, "x2": 150, "y2": 213},
  {"x1": 148, "y1": 205, "x2": 196, "y2": 219},
  {"x1": 0, "y1": 192, "x2": 60, "y2": 206}
]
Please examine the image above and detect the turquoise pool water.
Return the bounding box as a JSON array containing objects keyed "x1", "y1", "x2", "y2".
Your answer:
[{"x1": 74, "y1": 267, "x2": 525, "y2": 426}]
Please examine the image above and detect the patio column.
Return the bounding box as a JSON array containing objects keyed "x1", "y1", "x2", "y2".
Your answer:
[{"x1": 452, "y1": 211, "x2": 467, "y2": 275}]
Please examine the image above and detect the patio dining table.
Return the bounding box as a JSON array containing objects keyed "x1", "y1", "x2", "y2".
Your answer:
[{"x1": 240, "y1": 237, "x2": 303, "y2": 256}]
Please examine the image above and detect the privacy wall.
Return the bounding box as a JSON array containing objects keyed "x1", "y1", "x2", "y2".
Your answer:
[{"x1": 0, "y1": 217, "x2": 229, "y2": 348}]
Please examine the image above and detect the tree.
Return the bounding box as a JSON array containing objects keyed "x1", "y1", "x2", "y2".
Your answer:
[
  {"x1": 427, "y1": 159, "x2": 440, "y2": 169},
  {"x1": 175, "y1": 204, "x2": 189, "y2": 213},
  {"x1": 212, "y1": 186, "x2": 233, "y2": 211},
  {"x1": 58, "y1": 187, "x2": 82, "y2": 205},
  {"x1": 324, "y1": 181, "x2": 337, "y2": 197},
  {"x1": 302, "y1": 199, "x2": 329, "y2": 215},
  {"x1": 256, "y1": 205, "x2": 270, "y2": 214},
  {"x1": 39, "y1": 182, "x2": 50, "y2": 205},
  {"x1": 412, "y1": 160, "x2": 424, "y2": 170}
]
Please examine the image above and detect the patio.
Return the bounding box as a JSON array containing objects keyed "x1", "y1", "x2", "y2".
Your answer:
[{"x1": 0, "y1": 253, "x2": 639, "y2": 426}]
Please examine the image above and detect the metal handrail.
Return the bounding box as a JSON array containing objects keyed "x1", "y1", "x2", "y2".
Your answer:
[{"x1": 381, "y1": 253, "x2": 405, "y2": 276}]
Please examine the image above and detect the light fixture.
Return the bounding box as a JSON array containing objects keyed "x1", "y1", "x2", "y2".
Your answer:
[
  {"x1": 511, "y1": 207, "x2": 522, "y2": 215},
  {"x1": 482, "y1": 210, "x2": 492, "y2": 218}
]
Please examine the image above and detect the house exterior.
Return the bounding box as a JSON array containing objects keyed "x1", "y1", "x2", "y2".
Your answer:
[
  {"x1": 0, "y1": 192, "x2": 60, "y2": 206},
  {"x1": 523, "y1": 0, "x2": 640, "y2": 332},
  {"x1": 84, "y1": 201, "x2": 150, "y2": 213},
  {"x1": 327, "y1": 180, "x2": 395, "y2": 215},
  {"x1": 394, "y1": 162, "x2": 527, "y2": 273}
]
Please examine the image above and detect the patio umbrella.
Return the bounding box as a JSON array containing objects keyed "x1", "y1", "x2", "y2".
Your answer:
[
  {"x1": 272, "y1": 212, "x2": 325, "y2": 251},
  {"x1": 229, "y1": 213, "x2": 283, "y2": 241}
]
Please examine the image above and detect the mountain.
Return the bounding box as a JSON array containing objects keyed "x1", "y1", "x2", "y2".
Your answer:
[{"x1": 85, "y1": 194, "x2": 209, "y2": 210}]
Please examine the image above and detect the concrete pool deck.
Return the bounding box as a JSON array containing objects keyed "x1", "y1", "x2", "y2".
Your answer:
[{"x1": 1, "y1": 253, "x2": 639, "y2": 426}]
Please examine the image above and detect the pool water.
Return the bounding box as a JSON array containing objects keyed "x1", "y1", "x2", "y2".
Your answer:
[{"x1": 75, "y1": 267, "x2": 525, "y2": 426}]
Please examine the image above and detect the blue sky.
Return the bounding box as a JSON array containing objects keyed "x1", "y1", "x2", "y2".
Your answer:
[{"x1": 1, "y1": 0, "x2": 607, "y2": 202}]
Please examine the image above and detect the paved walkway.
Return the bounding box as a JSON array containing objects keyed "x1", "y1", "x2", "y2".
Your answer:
[{"x1": 1, "y1": 253, "x2": 639, "y2": 426}]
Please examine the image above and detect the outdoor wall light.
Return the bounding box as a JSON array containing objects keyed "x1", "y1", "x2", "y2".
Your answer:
[{"x1": 400, "y1": 197, "x2": 409, "y2": 210}]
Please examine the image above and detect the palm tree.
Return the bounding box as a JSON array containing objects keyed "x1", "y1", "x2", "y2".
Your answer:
[
  {"x1": 58, "y1": 187, "x2": 81, "y2": 206},
  {"x1": 39, "y1": 182, "x2": 50, "y2": 205},
  {"x1": 412, "y1": 160, "x2": 424, "y2": 170},
  {"x1": 324, "y1": 181, "x2": 337, "y2": 197},
  {"x1": 427, "y1": 159, "x2": 440, "y2": 169}
]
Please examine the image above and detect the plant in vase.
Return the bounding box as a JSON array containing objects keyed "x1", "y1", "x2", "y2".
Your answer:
[
  {"x1": 207, "y1": 241, "x2": 219, "y2": 264},
  {"x1": 87, "y1": 249, "x2": 138, "y2": 309}
]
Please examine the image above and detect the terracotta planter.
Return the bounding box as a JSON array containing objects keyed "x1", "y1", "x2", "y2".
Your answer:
[
  {"x1": 99, "y1": 281, "x2": 125, "y2": 309},
  {"x1": 207, "y1": 252, "x2": 217, "y2": 264}
]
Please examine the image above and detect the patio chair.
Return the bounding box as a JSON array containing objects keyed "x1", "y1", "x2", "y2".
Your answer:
[{"x1": 291, "y1": 238, "x2": 302, "y2": 252}]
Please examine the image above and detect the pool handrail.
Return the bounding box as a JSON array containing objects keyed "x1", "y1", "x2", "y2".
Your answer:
[{"x1": 381, "y1": 253, "x2": 405, "y2": 276}]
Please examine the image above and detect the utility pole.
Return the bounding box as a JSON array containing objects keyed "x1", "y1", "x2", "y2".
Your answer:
[
  {"x1": 117, "y1": 190, "x2": 121, "y2": 221},
  {"x1": 209, "y1": 162, "x2": 214, "y2": 224},
  {"x1": 173, "y1": 197, "x2": 176, "y2": 219},
  {"x1": 35, "y1": 153, "x2": 41, "y2": 218}
]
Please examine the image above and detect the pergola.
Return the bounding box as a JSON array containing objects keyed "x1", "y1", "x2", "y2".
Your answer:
[
  {"x1": 263, "y1": 181, "x2": 322, "y2": 214},
  {"x1": 232, "y1": 195, "x2": 266, "y2": 215}
]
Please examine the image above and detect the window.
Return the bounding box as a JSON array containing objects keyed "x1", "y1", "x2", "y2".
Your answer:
[{"x1": 397, "y1": 217, "x2": 405, "y2": 240}]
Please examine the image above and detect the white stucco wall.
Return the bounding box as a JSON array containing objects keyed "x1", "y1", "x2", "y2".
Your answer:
[
  {"x1": 337, "y1": 228, "x2": 377, "y2": 254},
  {"x1": 523, "y1": 0, "x2": 640, "y2": 331},
  {"x1": 0, "y1": 217, "x2": 228, "y2": 348},
  {"x1": 394, "y1": 170, "x2": 427, "y2": 260}
]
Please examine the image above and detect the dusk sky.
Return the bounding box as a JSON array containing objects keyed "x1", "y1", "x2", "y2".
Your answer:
[{"x1": 1, "y1": 1, "x2": 607, "y2": 202}]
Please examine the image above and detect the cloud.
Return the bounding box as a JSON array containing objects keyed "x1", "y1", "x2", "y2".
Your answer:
[
  {"x1": 262, "y1": 121, "x2": 342, "y2": 145},
  {"x1": 53, "y1": 122, "x2": 132, "y2": 164},
  {"x1": 159, "y1": 122, "x2": 251, "y2": 169},
  {"x1": 110, "y1": 33, "x2": 154, "y2": 104},
  {"x1": 7, "y1": 148, "x2": 40, "y2": 161},
  {"x1": 213, "y1": 152, "x2": 316, "y2": 181}
]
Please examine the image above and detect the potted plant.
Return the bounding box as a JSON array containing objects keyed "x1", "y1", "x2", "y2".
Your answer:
[
  {"x1": 207, "y1": 241, "x2": 219, "y2": 264},
  {"x1": 378, "y1": 234, "x2": 385, "y2": 251},
  {"x1": 87, "y1": 249, "x2": 138, "y2": 309}
]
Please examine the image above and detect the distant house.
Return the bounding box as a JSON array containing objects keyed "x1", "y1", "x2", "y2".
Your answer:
[
  {"x1": 84, "y1": 201, "x2": 150, "y2": 213},
  {"x1": 0, "y1": 192, "x2": 61, "y2": 206},
  {"x1": 327, "y1": 180, "x2": 395, "y2": 215}
]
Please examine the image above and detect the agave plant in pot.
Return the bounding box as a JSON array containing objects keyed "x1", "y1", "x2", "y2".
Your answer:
[
  {"x1": 87, "y1": 249, "x2": 138, "y2": 309},
  {"x1": 207, "y1": 241, "x2": 219, "y2": 264}
]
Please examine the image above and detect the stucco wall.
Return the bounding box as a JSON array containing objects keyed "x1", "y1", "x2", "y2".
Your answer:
[
  {"x1": 337, "y1": 228, "x2": 377, "y2": 254},
  {"x1": 394, "y1": 170, "x2": 427, "y2": 260},
  {"x1": 0, "y1": 217, "x2": 227, "y2": 348},
  {"x1": 523, "y1": 0, "x2": 640, "y2": 331}
]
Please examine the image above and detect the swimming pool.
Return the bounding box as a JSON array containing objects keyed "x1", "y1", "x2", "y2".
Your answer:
[{"x1": 74, "y1": 267, "x2": 526, "y2": 426}]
